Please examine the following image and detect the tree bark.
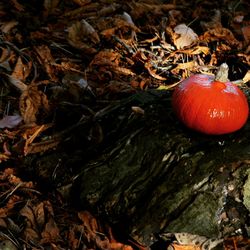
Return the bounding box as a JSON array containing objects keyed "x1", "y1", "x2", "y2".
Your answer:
[{"x1": 74, "y1": 90, "x2": 250, "y2": 245}]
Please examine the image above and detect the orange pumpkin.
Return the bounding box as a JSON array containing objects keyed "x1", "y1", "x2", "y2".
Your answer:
[{"x1": 172, "y1": 72, "x2": 249, "y2": 135}]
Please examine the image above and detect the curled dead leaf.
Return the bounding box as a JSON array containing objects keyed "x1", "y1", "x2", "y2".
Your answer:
[
  {"x1": 131, "y1": 106, "x2": 145, "y2": 115},
  {"x1": 173, "y1": 24, "x2": 198, "y2": 49},
  {"x1": 19, "y1": 84, "x2": 50, "y2": 125},
  {"x1": 145, "y1": 62, "x2": 167, "y2": 80},
  {"x1": 243, "y1": 70, "x2": 250, "y2": 84},
  {"x1": 0, "y1": 20, "x2": 18, "y2": 34},
  {"x1": 201, "y1": 28, "x2": 241, "y2": 48},
  {"x1": 242, "y1": 25, "x2": 250, "y2": 44},
  {"x1": 71, "y1": 0, "x2": 91, "y2": 6},
  {"x1": 41, "y1": 217, "x2": 60, "y2": 244},
  {"x1": 34, "y1": 45, "x2": 58, "y2": 81},
  {"x1": 171, "y1": 61, "x2": 197, "y2": 75},
  {"x1": 200, "y1": 9, "x2": 222, "y2": 30},
  {"x1": 98, "y1": 4, "x2": 120, "y2": 17},
  {"x1": 11, "y1": 57, "x2": 32, "y2": 82},
  {"x1": 43, "y1": 0, "x2": 60, "y2": 14},
  {"x1": 161, "y1": 232, "x2": 223, "y2": 250},
  {"x1": 68, "y1": 19, "x2": 100, "y2": 53}
]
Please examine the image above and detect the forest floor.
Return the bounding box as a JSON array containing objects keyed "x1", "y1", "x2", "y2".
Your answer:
[{"x1": 0, "y1": 0, "x2": 249, "y2": 249}]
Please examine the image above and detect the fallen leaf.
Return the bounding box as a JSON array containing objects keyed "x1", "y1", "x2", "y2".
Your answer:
[
  {"x1": 41, "y1": 217, "x2": 60, "y2": 243},
  {"x1": 243, "y1": 70, "x2": 250, "y2": 84},
  {"x1": 161, "y1": 233, "x2": 223, "y2": 250},
  {"x1": 68, "y1": 19, "x2": 100, "y2": 53},
  {"x1": 19, "y1": 84, "x2": 50, "y2": 125},
  {"x1": 34, "y1": 202, "x2": 45, "y2": 228},
  {"x1": 11, "y1": 56, "x2": 32, "y2": 82},
  {"x1": 201, "y1": 28, "x2": 241, "y2": 48},
  {"x1": 173, "y1": 24, "x2": 198, "y2": 49},
  {"x1": 10, "y1": 0, "x2": 24, "y2": 11},
  {"x1": 0, "y1": 20, "x2": 18, "y2": 33},
  {"x1": 171, "y1": 243, "x2": 201, "y2": 250},
  {"x1": 71, "y1": 0, "x2": 91, "y2": 6},
  {"x1": 242, "y1": 25, "x2": 250, "y2": 44},
  {"x1": 43, "y1": 0, "x2": 61, "y2": 14},
  {"x1": 0, "y1": 115, "x2": 22, "y2": 129},
  {"x1": 131, "y1": 106, "x2": 145, "y2": 115},
  {"x1": 34, "y1": 45, "x2": 58, "y2": 81}
]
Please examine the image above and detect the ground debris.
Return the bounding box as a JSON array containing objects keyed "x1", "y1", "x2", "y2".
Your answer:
[{"x1": 0, "y1": 0, "x2": 249, "y2": 249}]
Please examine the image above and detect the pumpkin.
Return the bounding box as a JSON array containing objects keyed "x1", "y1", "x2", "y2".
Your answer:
[{"x1": 172, "y1": 64, "x2": 249, "y2": 135}]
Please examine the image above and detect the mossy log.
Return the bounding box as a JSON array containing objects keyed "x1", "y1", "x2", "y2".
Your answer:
[
  {"x1": 22, "y1": 90, "x2": 250, "y2": 246},
  {"x1": 73, "y1": 90, "x2": 250, "y2": 245}
]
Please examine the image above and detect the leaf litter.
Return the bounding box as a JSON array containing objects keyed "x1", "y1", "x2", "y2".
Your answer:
[{"x1": 0, "y1": 0, "x2": 249, "y2": 249}]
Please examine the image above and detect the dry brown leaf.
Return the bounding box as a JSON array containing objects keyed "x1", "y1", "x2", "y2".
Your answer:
[
  {"x1": 187, "y1": 46, "x2": 210, "y2": 55},
  {"x1": 71, "y1": 0, "x2": 91, "y2": 6},
  {"x1": 0, "y1": 20, "x2": 18, "y2": 33},
  {"x1": 131, "y1": 106, "x2": 145, "y2": 115},
  {"x1": 43, "y1": 0, "x2": 61, "y2": 14},
  {"x1": 5, "y1": 74, "x2": 28, "y2": 92},
  {"x1": 4, "y1": 195, "x2": 22, "y2": 216},
  {"x1": 100, "y1": 14, "x2": 139, "y2": 40},
  {"x1": 98, "y1": 4, "x2": 121, "y2": 17},
  {"x1": 20, "y1": 204, "x2": 37, "y2": 228},
  {"x1": 63, "y1": 3, "x2": 99, "y2": 18},
  {"x1": 171, "y1": 61, "x2": 197, "y2": 75},
  {"x1": 129, "y1": 2, "x2": 176, "y2": 19},
  {"x1": 19, "y1": 84, "x2": 50, "y2": 125},
  {"x1": 162, "y1": 233, "x2": 223, "y2": 250},
  {"x1": 89, "y1": 50, "x2": 135, "y2": 78},
  {"x1": 24, "y1": 138, "x2": 60, "y2": 155},
  {"x1": 41, "y1": 217, "x2": 60, "y2": 243},
  {"x1": 67, "y1": 228, "x2": 79, "y2": 249},
  {"x1": 77, "y1": 211, "x2": 99, "y2": 244},
  {"x1": 242, "y1": 25, "x2": 250, "y2": 44},
  {"x1": 11, "y1": 56, "x2": 32, "y2": 82},
  {"x1": 110, "y1": 242, "x2": 133, "y2": 250},
  {"x1": 145, "y1": 62, "x2": 167, "y2": 80},
  {"x1": 0, "y1": 218, "x2": 7, "y2": 228},
  {"x1": 0, "y1": 47, "x2": 11, "y2": 63},
  {"x1": 0, "y1": 208, "x2": 8, "y2": 218},
  {"x1": 34, "y1": 202, "x2": 45, "y2": 228},
  {"x1": 243, "y1": 70, "x2": 250, "y2": 83},
  {"x1": 167, "y1": 10, "x2": 183, "y2": 28},
  {"x1": 0, "y1": 153, "x2": 10, "y2": 163},
  {"x1": 200, "y1": 9, "x2": 222, "y2": 30},
  {"x1": 68, "y1": 19, "x2": 100, "y2": 53},
  {"x1": 224, "y1": 236, "x2": 250, "y2": 250},
  {"x1": 22, "y1": 227, "x2": 40, "y2": 242},
  {"x1": 1, "y1": 168, "x2": 14, "y2": 178},
  {"x1": 171, "y1": 243, "x2": 201, "y2": 250},
  {"x1": 201, "y1": 28, "x2": 241, "y2": 48},
  {"x1": 23, "y1": 125, "x2": 46, "y2": 144},
  {"x1": 20, "y1": 201, "x2": 59, "y2": 244},
  {"x1": 34, "y1": 45, "x2": 57, "y2": 81},
  {"x1": 10, "y1": 0, "x2": 24, "y2": 11},
  {"x1": 78, "y1": 210, "x2": 99, "y2": 233},
  {"x1": 43, "y1": 200, "x2": 55, "y2": 216},
  {"x1": 173, "y1": 24, "x2": 198, "y2": 49},
  {"x1": 7, "y1": 175, "x2": 23, "y2": 186},
  {"x1": 21, "y1": 124, "x2": 56, "y2": 155},
  {"x1": 90, "y1": 50, "x2": 121, "y2": 67}
]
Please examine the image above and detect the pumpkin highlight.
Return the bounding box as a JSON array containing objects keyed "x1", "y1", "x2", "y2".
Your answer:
[{"x1": 172, "y1": 74, "x2": 249, "y2": 135}]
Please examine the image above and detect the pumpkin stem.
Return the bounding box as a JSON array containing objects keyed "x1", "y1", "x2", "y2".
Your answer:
[{"x1": 215, "y1": 63, "x2": 229, "y2": 82}]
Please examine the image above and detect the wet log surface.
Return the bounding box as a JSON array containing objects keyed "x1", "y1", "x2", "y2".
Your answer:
[{"x1": 21, "y1": 89, "x2": 250, "y2": 246}]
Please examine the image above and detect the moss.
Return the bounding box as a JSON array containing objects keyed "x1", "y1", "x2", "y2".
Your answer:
[{"x1": 243, "y1": 169, "x2": 250, "y2": 212}]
